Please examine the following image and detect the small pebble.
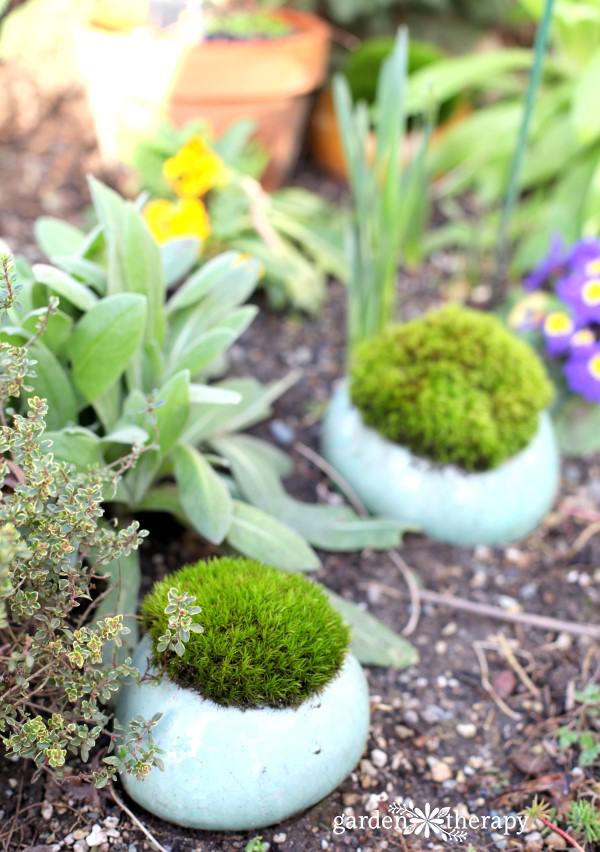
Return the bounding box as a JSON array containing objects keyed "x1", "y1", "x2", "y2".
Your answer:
[
  {"x1": 294, "y1": 345, "x2": 311, "y2": 365},
  {"x1": 430, "y1": 760, "x2": 452, "y2": 782},
  {"x1": 566, "y1": 569, "x2": 579, "y2": 583},
  {"x1": 422, "y1": 705, "x2": 445, "y2": 725},
  {"x1": 471, "y1": 570, "x2": 487, "y2": 588},
  {"x1": 555, "y1": 632, "x2": 572, "y2": 650},
  {"x1": 504, "y1": 547, "x2": 522, "y2": 563},
  {"x1": 394, "y1": 725, "x2": 413, "y2": 739},
  {"x1": 520, "y1": 582, "x2": 537, "y2": 600},
  {"x1": 359, "y1": 759, "x2": 378, "y2": 777},
  {"x1": 269, "y1": 419, "x2": 295, "y2": 446},
  {"x1": 41, "y1": 801, "x2": 53, "y2": 820},
  {"x1": 402, "y1": 709, "x2": 419, "y2": 726},
  {"x1": 86, "y1": 824, "x2": 108, "y2": 847},
  {"x1": 273, "y1": 833, "x2": 287, "y2": 844},
  {"x1": 545, "y1": 832, "x2": 567, "y2": 849},
  {"x1": 456, "y1": 723, "x2": 477, "y2": 738},
  {"x1": 497, "y1": 595, "x2": 522, "y2": 612},
  {"x1": 371, "y1": 748, "x2": 387, "y2": 768},
  {"x1": 474, "y1": 544, "x2": 492, "y2": 560}
]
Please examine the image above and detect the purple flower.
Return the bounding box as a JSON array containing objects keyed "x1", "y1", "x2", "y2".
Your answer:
[
  {"x1": 557, "y1": 274, "x2": 600, "y2": 325},
  {"x1": 564, "y1": 345, "x2": 600, "y2": 403},
  {"x1": 542, "y1": 311, "x2": 575, "y2": 356},
  {"x1": 566, "y1": 238, "x2": 600, "y2": 274},
  {"x1": 524, "y1": 234, "x2": 566, "y2": 291}
]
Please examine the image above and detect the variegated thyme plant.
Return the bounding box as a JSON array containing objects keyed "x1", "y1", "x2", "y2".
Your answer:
[{"x1": 0, "y1": 273, "x2": 163, "y2": 787}]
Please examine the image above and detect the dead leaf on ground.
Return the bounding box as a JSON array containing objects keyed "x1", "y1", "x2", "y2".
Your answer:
[{"x1": 509, "y1": 746, "x2": 552, "y2": 776}]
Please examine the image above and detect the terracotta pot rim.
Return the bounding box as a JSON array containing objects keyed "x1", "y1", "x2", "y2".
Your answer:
[{"x1": 85, "y1": 7, "x2": 330, "y2": 46}]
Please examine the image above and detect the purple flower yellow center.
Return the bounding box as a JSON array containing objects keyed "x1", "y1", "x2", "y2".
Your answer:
[
  {"x1": 589, "y1": 354, "x2": 600, "y2": 380},
  {"x1": 582, "y1": 279, "x2": 600, "y2": 305},
  {"x1": 585, "y1": 258, "x2": 600, "y2": 276},
  {"x1": 572, "y1": 329, "x2": 595, "y2": 346},
  {"x1": 544, "y1": 311, "x2": 573, "y2": 336}
]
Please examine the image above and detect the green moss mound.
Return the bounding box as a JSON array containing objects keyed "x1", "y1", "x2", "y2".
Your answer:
[
  {"x1": 349, "y1": 305, "x2": 553, "y2": 471},
  {"x1": 141, "y1": 557, "x2": 350, "y2": 709}
]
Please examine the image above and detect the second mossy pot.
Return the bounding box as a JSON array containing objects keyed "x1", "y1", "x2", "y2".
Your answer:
[
  {"x1": 116, "y1": 558, "x2": 370, "y2": 830},
  {"x1": 322, "y1": 381, "x2": 560, "y2": 547},
  {"x1": 322, "y1": 307, "x2": 561, "y2": 548}
]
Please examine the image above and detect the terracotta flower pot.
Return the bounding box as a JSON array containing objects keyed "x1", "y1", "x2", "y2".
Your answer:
[{"x1": 76, "y1": 9, "x2": 330, "y2": 189}]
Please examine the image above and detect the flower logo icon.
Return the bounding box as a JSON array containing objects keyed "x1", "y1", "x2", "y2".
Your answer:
[
  {"x1": 407, "y1": 802, "x2": 448, "y2": 837},
  {"x1": 389, "y1": 800, "x2": 466, "y2": 843}
]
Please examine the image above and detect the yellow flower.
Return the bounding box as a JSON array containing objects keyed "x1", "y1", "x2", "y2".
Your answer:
[
  {"x1": 144, "y1": 198, "x2": 211, "y2": 244},
  {"x1": 163, "y1": 136, "x2": 228, "y2": 198}
]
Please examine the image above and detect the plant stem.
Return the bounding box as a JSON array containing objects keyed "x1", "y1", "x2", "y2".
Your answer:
[
  {"x1": 538, "y1": 815, "x2": 585, "y2": 852},
  {"x1": 496, "y1": 0, "x2": 556, "y2": 288}
]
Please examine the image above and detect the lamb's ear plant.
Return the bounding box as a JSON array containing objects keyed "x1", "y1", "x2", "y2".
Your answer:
[
  {"x1": 2, "y1": 184, "x2": 416, "y2": 666},
  {"x1": 333, "y1": 27, "x2": 432, "y2": 354},
  {"x1": 0, "y1": 297, "x2": 163, "y2": 788}
]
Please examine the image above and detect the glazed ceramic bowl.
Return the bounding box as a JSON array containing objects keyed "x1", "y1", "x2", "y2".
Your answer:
[
  {"x1": 321, "y1": 381, "x2": 560, "y2": 547},
  {"x1": 116, "y1": 635, "x2": 370, "y2": 830}
]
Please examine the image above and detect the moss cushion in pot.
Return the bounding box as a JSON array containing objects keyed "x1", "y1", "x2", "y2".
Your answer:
[
  {"x1": 322, "y1": 306, "x2": 560, "y2": 547},
  {"x1": 116, "y1": 558, "x2": 369, "y2": 830}
]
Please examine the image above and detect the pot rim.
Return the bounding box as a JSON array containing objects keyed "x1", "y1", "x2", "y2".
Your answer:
[
  {"x1": 336, "y1": 378, "x2": 551, "y2": 479},
  {"x1": 84, "y1": 7, "x2": 330, "y2": 47},
  {"x1": 133, "y1": 633, "x2": 356, "y2": 715}
]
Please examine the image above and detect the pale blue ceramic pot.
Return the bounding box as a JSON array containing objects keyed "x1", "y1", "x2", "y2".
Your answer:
[
  {"x1": 322, "y1": 382, "x2": 560, "y2": 547},
  {"x1": 116, "y1": 635, "x2": 370, "y2": 831}
]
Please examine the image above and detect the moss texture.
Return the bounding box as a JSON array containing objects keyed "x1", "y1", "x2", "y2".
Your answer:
[
  {"x1": 141, "y1": 557, "x2": 350, "y2": 709},
  {"x1": 349, "y1": 305, "x2": 553, "y2": 471}
]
